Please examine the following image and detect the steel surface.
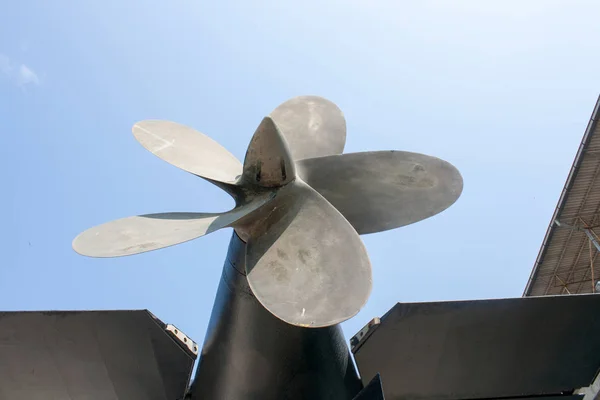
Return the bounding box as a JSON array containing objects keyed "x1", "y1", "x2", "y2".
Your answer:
[
  {"x1": 298, "y1": 151, "x2": 463, "y2": 234},
  {"x1": 72, "y1": 194, "x2": 273, "y2": 258},
  {"x1": 73, "y1": 95, "x2": 462, "y2": 327},
  {"x1": 0, "y1": 310, "x2": 195, "y2": 400},
  {"x1": 132, "y1": 119, "x2": 242, "y2": 184},
  {"x1": 269, "y1": 95, "x2": 347, "y2": 160},
  {"x1": 189, "y1": 232, "x2": 363, "y2": 399},
  {"x1": 353, "y1": 295, "x2": 600, "y2": 400},
  {"x1": 242, "y1": 116, "x2": 297, "y2": 187},
  {"x1": 245, "y1": 179, "x2": 372, "y2": 327}
]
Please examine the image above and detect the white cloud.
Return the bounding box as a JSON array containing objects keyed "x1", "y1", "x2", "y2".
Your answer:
[
  {"x1": 17, "y1": 64, "x2": 39, "y2": 86},
  {"x1": 0, "y1": 53, "x2": 40, "y2": 87}
]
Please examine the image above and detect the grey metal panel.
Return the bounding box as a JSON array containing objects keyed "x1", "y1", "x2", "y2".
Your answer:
[
  {"x1": 0, "y1": 310, "x2": 195, "y2": 400},
  {"x1": 353, "y1": 295, "x2": 600, "y2": 400},
  {"x1": 502, "y1": 397, "x2": 584, "y2": 400},
  {"x1": 450, "y1": 397, "x2": 583, "y2": 400},
  {"x1": 353, "y1": 374, "x2": 385, "y2": 400},
  {"x1": 189, "y1": 232, "x2": 363, "y2": 400}
]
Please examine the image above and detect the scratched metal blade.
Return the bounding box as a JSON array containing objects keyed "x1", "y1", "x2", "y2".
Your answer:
[
  {"x1": 298, "y1": 151, "x2": 463, "y2": 234},
  {"x1": 133, "y1": 120, "x2": 242, "y2": 184},
  {"x1": 245, "y1": 180, "x2": 372, "y2": 328},
  {"x1": 269, "y1": 96, "x2": 346, "y2": 161},
  {"x1": 73, "y1": 194, "x2": 273, "y2": 258},
  {"x1": 242, "y1": 117, "x2": 296, "y2": 188}
]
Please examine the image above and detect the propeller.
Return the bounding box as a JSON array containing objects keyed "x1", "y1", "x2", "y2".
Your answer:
[{"x1": 72, "y1": 95, "x2": 463, "y2": 328}]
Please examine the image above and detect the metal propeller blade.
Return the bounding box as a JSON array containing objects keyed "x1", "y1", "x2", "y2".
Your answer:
[
  {"x1": 132, "y1": 120, "x2": 242, "y2": 184},
  {"x1": 72, "y1": 195, "x2": 273, "y2": 258},
  {"x1": 243, "y1": 117, "x2": 296, "y2": 188},
  {"x1": 74, "y1": 96, "x2": 464, "y2": 329},
  {"x1": 297, "y1": 151, "x2": 463, "y2": 234},
  {"x1": 243, "y1": 180, "x2": 372, "y2": 328},
  {"x1": 269, "y1": 96, "x2": 346, "y2": 161}
]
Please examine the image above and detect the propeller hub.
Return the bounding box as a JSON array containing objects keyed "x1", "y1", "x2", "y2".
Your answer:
[{"x1": 73, "y1": 95, "x2": 463, "y2": 328}]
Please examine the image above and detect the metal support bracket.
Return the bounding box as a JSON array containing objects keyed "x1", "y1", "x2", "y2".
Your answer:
[
  {"x1": 166, "y1": 324, "x2": 199, "y2": 356},
  {"x1": 351, "y1": 317, "x2": 380, "y2": 354}
]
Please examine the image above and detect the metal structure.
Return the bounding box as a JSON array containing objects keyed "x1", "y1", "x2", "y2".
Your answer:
[
  {"x1": 188, "y1": 231, "x2": 364, "y2": 399},
  {"x1": 525, "y1": 95, "x2": 600, "y2": 296},
  {"x1": 3, "y1": 96, "x2": 600, "y2": 399},
  {"x1": 72, "y1": 96, "x2": 463, "y2": 329},
  {"x1": 0, "y1": 310, "x2": 196, "y2": 399},
  {"x1": 522, "y1": 95, "x2": 600, "y2": 400},
  {"x1": 351, "y1": 296, "x2": 600, "y2": 400}
]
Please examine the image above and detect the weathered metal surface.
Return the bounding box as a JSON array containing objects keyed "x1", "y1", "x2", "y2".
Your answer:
[
  {"x1": 72, "y1": 193, "x2": 274, "y2": 258},
  {"x1": 269, "y1": 95, "x2": 346, "y2": 160},
  {"x1": 298, "y1": 151, "x2": 463, "y2": 234},
  {"x1": 73, "y1": 95, "x2": 462, "y2": 327},
  {"x1": 245, "y1": 179, "x2": 372, "y2": 327},
  {"x1": 189, "y1": 232, "x2": 363, "y2": 399},
  {"x1": 132, "y1": 119, "x2": 242, "y2": 184},
  {"x1": 353, "y1": 295, "x2": 600, "y2": 400},
  {"x1": 350, "y1": 317, "x2": 380, "y2": 353},
  {"x1": 242, "y1": 116, "x2": 296, "y2": 188},
  {"x1": 166, "y1": 324, "x2": 199, "y2": 356},
  {"x1": 0, "y1": 310, "x2": 195, "y2": 400}
]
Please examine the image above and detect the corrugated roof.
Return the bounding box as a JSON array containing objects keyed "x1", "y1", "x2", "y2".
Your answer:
[{"x1": 524, "y1": 95, "x2": 600, "y2": 296}]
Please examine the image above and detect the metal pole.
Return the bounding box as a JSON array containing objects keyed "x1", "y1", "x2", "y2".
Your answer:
[
  {"x1": 583, "y1": 228, "x2": 600, "y2": 254},
  {"x1": 555, "y1": 220, "x2": 600, "y2": 252},
  {"x1": 589, "y1": 236, "x2": 596, "y2": 293}
]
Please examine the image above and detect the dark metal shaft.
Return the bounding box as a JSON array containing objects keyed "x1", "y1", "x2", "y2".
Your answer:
[{"x1": 189, "y1": 232, "x2": 363, "y2": 399}]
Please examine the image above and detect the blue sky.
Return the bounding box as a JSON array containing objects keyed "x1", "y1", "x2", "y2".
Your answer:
[{"x1": 2, "y1": 0, "x2": 600, "y2": 345}]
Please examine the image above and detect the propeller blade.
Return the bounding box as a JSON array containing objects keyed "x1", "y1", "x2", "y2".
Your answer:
[
  {"x1": 244, "y1": 180, "x2": 372, "y2": 328},
  {"x1": 72, "y1": 195, "x2": 273, "y2": 258},
  {"x1": 297, "y1": 151, "x2": 463, "y2": 234},
  {"x1": 243, "y1": 117, "x2": 296, "y2": 188},
  {"x1": 269, "y1": 96, "x2": 346, "y2": 161},
  {"x1": 132, "y1": 120, "x2": 242, "y2": 184}
]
